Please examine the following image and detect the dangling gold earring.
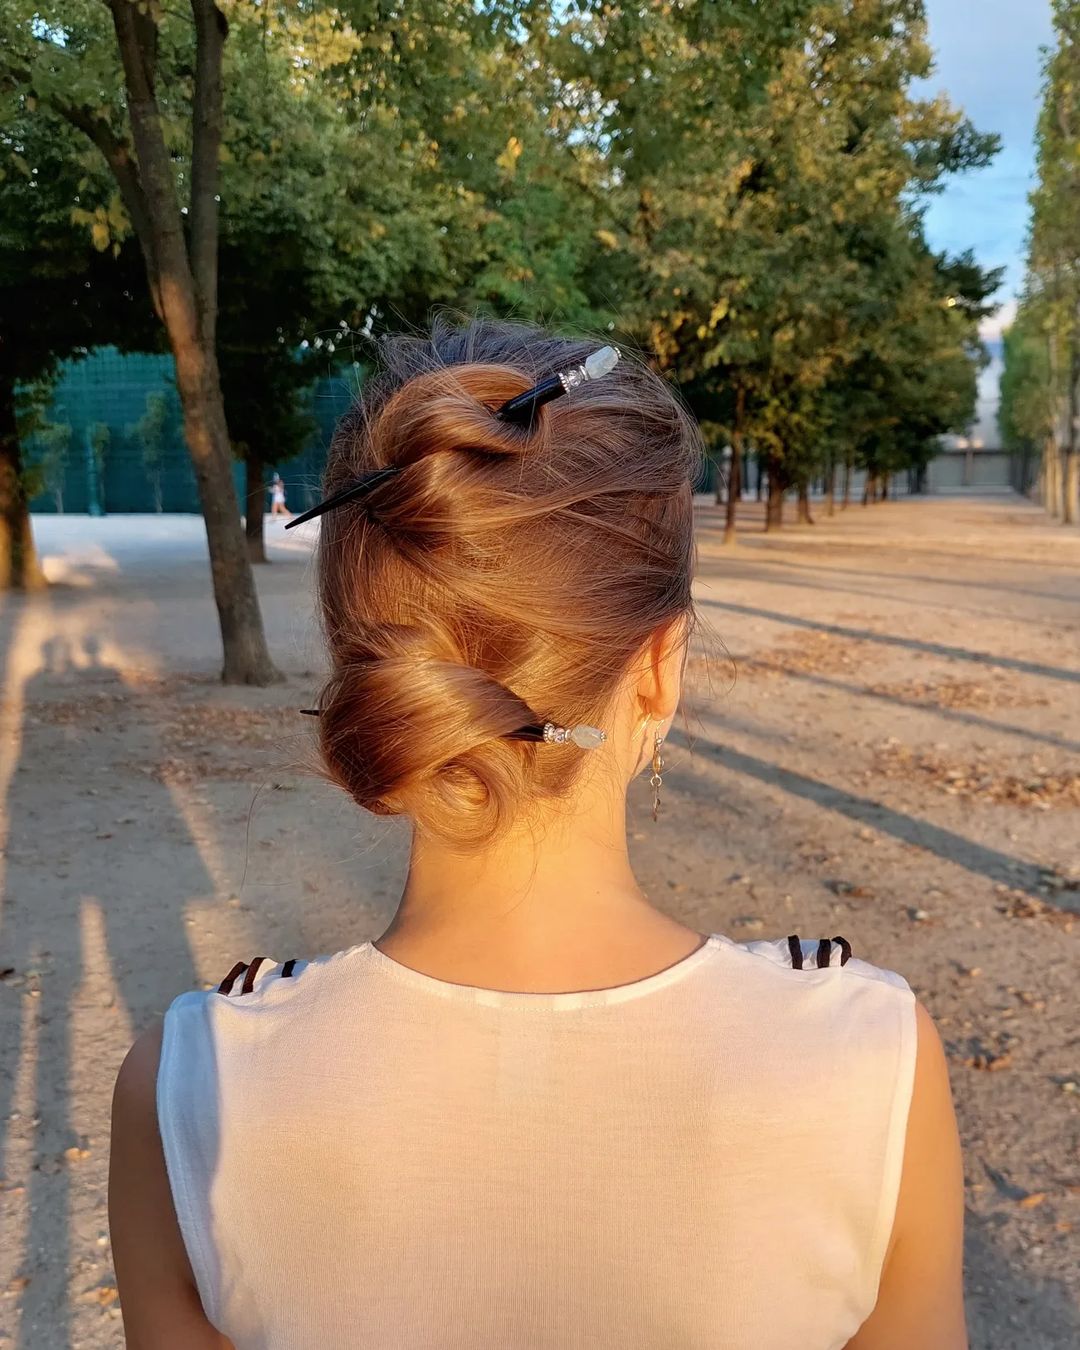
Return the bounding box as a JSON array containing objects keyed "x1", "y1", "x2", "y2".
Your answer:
[{"x1": 650, "y1": 730, "x2": 665, "y2": 822}]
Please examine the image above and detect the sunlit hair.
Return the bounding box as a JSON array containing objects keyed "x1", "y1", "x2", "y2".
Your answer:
[{"x1": 315, "y1": 316, "x2": 703, "y2": 849}]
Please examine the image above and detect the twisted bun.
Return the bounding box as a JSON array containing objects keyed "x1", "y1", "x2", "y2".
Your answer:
[
  {"x1": 315, "y1": 317, "x2": 702, "y2": 848},
  {"x1": 319, "y1": 628, "x2": 536, "y2": 848}
]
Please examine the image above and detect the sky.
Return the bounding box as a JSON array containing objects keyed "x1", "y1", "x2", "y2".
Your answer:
[
  {"x1": 915, "y1": 0, "x2": 1054, "y2": 442},
  {"x1": 917, "y1": 0, "x2": 1054, "y2": 338}
]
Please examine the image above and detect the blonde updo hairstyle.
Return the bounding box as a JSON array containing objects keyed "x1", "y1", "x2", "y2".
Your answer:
[{"x1": 316, "y1": 318, "x2": 703, "y2": 850}]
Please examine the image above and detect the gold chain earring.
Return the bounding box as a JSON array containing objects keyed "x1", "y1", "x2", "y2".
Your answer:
[{"x1": 650, "y1": 730, "x2": 666, "y2": 822}]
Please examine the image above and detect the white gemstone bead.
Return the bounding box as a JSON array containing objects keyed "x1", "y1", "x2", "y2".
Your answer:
[{"x1": 570, "y1": 724, "x2": 606, "y2": 750}]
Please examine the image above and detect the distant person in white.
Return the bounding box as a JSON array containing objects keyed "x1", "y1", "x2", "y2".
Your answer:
[
  {"x1": 110, "y1": 319, "x2": 967, "y2": 1350},
  {"x1": 269, "y1": 472, "x2": 290, "y2": 517}
]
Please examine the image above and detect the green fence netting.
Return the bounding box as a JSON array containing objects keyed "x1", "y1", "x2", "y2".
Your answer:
[{"x1": 23, "y1": 346, "x2": 356, "y2": 515}]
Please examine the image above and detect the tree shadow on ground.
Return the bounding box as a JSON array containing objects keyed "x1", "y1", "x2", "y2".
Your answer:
[
  {"x1": 668, "y1": 726, "x2": 1073, "y2": 910},
  {"x1": 705, "y1": 662, "x2": 1080, "y2": 756},
  {"x1": 695, "y1": 556, "x2": 1075, "y2": 625},
  {"x1": 696, "y1": 546, "x2": 1079, "y2": 606},
  {"x1": 697, "y1": 598, "x2": 1080, "y2": 686}
]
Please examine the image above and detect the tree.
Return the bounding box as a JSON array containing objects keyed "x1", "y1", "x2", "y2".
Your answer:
[
  {"x1": 32, "y1": 418, "x2": 72, "y2": 513},
  {"x1": 3, "y1": 0, "x2": 280, "y2": 682},
  {"x1": 553, "y1": 0, "x2": 997, "y2": 537},
  {"x1": 830, "y1": 243, "x2": 1000, "y2": 505},
  {"x1": 213, "y1": 8, "x2": 434, "y2": 561},
  {"x1": 0, "y1": 101, "x2": 151, "y2": 587},
  {"x1": 88, "y1": 420, "x2": 109, "y2": 511},
  {"x1": 1000, "y1": 294, "x2": 1063, "y2": 508},
  {"x1": 128, "y1": 391, "x2": 168, "y2": 513},
  {"x1": 1014, "y1": 0, "x2": 1080, "y2": 523}
]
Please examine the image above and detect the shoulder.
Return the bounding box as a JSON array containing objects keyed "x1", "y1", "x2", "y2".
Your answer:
[
  {"x1": 110, "y1": 1022, "x2": 219, "y2": 1342},
  {"x1": 846, "y1": 999, "x2": 966, "y2": 1346},
  {"x1": 123, "y1": 954, "x2": 311, "y2": 1329},
  {"x1": 713, "y1": 931, "x2": 918, "y2": 1091},
  {"x1": 157, "y1": 954, "x2": 305, "y2": 1029},
  {"x1": 155, "y1": 951, "x2": 358, "y2": 1091},
  {"x1": 113, "y1": 1018, "x2": 164, "y2": 1133},
  {"x1": 719, "y1": 931, "x2": 912, "y2": 991},
  {"x1": 154, "y1": 955, "x2": 309, "y2": 1092},
  {"x1": 111, "y1": 1020, "x2": 167, "y2": 1240},
  {"x1": 903, "y1": 1001, "x2": 959, "y2": 1204}
]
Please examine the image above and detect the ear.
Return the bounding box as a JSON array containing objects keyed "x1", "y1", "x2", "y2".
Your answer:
[{"x1": 633, "y1": 614, "x2": 690, "y2": 723}]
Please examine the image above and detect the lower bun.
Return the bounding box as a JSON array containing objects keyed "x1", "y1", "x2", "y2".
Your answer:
[{"x1": 318, "y1": 653, "x2": 537, "y2": 849}]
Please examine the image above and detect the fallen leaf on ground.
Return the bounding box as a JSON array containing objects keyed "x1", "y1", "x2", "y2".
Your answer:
[
  {"x1": 965, "y1": 1051, "x2": 1013, "y2": 1071},
  {"x1": 80, "y1": 1285, "x2": 118, "y2": 1306}
]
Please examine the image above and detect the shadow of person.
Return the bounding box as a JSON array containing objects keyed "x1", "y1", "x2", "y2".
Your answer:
[{"x1": 0, "y1": 630, "x2": 207, "y2": 1348}]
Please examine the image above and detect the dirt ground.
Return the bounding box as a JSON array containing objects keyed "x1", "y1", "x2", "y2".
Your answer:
[{"x1": 1, "y1": 495, "x2": 1077, "y2": 1349}]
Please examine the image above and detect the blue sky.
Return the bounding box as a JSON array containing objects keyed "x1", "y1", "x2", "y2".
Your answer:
[{"x1": 917, "y1": 0, "x2": 1054, "y2": 337}]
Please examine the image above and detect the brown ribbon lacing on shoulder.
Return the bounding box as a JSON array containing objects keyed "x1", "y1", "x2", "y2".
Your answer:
[
  {"x1": 217, "y1": 956, "x2": 299, "y2": 995},
  {"x1": 217, "y1": 960, "x2": 248, "y2": 995},
  {"x1": 241, "y1": 956, "x2": 268, "y2": 994},
  {"x1": 786, "y1": 934, "x2": 853, "y2": 970}
]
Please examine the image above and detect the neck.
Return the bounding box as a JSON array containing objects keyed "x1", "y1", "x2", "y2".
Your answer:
[{"x1": 374, "y1": 785, "x2": 701, "y2": 988}]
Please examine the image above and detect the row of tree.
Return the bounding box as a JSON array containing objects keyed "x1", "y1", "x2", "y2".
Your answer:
[
  {"x1": 1000, "y1": 0, "x2": 1080, "y2": 524},
  {"x1": 18, "y1": 391, "x2": 177, "y2": 514},
  {"x1": 2, "y1": 1, "x2": 999, "y2": 682}
]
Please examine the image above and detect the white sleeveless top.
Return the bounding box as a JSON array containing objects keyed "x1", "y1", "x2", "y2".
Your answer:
[{"x1": 157, "y1": 933, "x2": 917, "y2": 1350}]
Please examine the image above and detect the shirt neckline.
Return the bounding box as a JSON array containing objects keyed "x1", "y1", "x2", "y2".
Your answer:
[{"x1": 357, "y1": 933, "x2": 723, "y2": 1011}]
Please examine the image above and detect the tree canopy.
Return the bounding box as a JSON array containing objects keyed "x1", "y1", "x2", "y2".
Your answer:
[{"x1": 0, "y1": 0, "x2": 1000, "y2": 624}]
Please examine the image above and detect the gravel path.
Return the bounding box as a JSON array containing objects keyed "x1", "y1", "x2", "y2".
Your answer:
[{"x1": 1, "y1": 496, "x2": 1077, "y2": 1348}]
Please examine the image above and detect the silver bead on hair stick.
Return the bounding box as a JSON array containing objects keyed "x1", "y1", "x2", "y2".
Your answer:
[
  {"x1": 558, "y1": 345, "x2": 621, "y2": 393},
  {"x1": 496, "y1": 345, "x2": 621, "y2": 428},
  {"x1": 542, "y1": 722, "x2": 607, "y2": 749}
]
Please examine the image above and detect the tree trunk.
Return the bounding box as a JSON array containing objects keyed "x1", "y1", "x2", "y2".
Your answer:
[
  {"x1": 862, "y1": 472, "x2": 873, "y2": 505},
  {"x1": 825, "y1": 456, "x2": 835, "y2": 516},
  {"x1": 245, "y1": 448, "x2": 267, "y2": 563},
  {"x1": 1040, "y1": 435, "x2": 1054, "y2": 513},
  {"x1": 796, "y1": 481, "x2": 814, "y2": 524},
  {"x1": 1064, "y1": 331, "x2": 1080, "y2": 524},
  {"x1": 0, "y1": 378, "x2": 46, "y2": 591},
  {"x1": 1047, "y1": 441, "x2": 1061, "y2": 517},
  {"x1": 97, "y1": 0, "x2": 279, "y2": 685},
  {"x1": 723, "y1": 385, "x2": 745, "y2": 545},
  {"x1": 841, "y1": 457, "x2": 851, "y2": 508},
  {"x1": 765, "y1": 461, "x2": 784, "y2": 530},
  {"x1": 881, "y1": 473, "x2": 890, "y2": 501},
  {"x1": 172, "y1": 342, "x2": 278, "y2": 681}
]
